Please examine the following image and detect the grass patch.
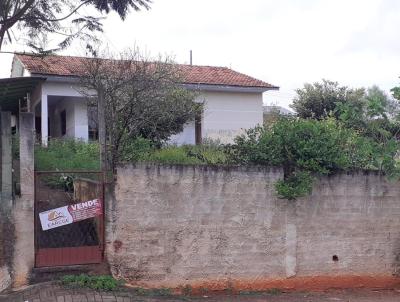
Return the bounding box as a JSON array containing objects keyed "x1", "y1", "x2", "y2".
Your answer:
[
  {"x1": 35, "y1": 139, "x2": 100, "y2": 171},
  {"x1": 124, "y1": 138, "x2": 228, "y2": 165},
  {"x1": 61, "y1": 274, "x2": 123, "y2": 291},
  {"x1": 239, "y1": 288, "x2": 283, "y2": 295},
  {"x1": 181, "y1": 284, "x2": 193, "y2": 296},
  {"x1": 266, "y1": 288, "x2": 283, "y2": 295},
  {"x1": 145, "y1": 146, "x2": 203, "y2": 165},
  {"x1": 34, "y1": 137, "x2": 228, "y2": 172},
  {"x1": 131, "y1": 287, "x2": 173, "y2": 296}
]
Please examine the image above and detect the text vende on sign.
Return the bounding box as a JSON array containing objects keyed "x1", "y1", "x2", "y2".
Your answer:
[{"x1": 39, "y1": 199, "x2": 102, "y2": 231}]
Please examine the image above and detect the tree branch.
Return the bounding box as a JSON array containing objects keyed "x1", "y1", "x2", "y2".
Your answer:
[
  {"x1": 20, "y1": 0, "x2": 92, "y2": 23},
  {"x1": 0, "y1": 0, "x2": 35, "y2": 27}
]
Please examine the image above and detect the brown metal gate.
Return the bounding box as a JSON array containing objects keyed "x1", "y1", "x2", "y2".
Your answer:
[{"x1": 34, "y1": 171, "x2": 105, "y2": 267}]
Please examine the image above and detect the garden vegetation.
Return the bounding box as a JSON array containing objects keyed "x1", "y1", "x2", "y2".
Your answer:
[{"x1": 35, "y1": 80, "x2": 400, "y2": 200}]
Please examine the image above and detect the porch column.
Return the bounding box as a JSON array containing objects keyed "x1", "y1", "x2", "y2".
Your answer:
[
  {"x1": 1, "y1": 111, "x2": 12, "y2": 199},
  {"x1": 41, "y1": 94, "x2": 48, "y2": 146}
]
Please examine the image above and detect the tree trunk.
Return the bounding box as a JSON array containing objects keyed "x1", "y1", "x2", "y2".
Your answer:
[{"x1": 97, "y1": 87, "x2": 107, "y2": 172}]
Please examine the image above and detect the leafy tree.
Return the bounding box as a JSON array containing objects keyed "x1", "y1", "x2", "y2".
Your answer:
[
  {"x1": 80, "y1": 48, "x2": 202, "y2": 170},
  {"x1": 365, "y1": 85, "x2": 390, "y2": 119},
  {"x1": 0, "y1": 0, "x2": 150, "y2": 52},
  {"x1": 290, "y1": 79, "x2": 365, "y2": 120},
  {"x1": 335, "y1": 85, "x2": 400, "y2": 141},
  {"x1": 391, "y1": 81, "x2": 400, "y2": 103}
]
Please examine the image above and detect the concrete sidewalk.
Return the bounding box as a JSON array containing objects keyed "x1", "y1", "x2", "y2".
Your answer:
[{"x1": 1, "y1": 283, "x2": 400, "y2": 302}]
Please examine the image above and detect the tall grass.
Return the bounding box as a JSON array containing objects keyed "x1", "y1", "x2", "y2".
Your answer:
[
  {"x1": 35, "y1": 139, "x2": 100, "y2": 171},
  {"x1": 143, "y1": 145, "x2": 228, "y2": 165},
  {"x1": 35, "y1": 137, "x2": 228, "y2": 172}
]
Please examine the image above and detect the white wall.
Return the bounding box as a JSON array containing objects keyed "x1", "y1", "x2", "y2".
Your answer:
[
  {"x1": 28, "y1": 80, "x2": 263, "y2": 145},
  {"x1": 171, "y1": 91, "x2": 263, "y2": 144},
  {"x1": 202, "y1": 91, "x2": 263, "y2": 143},
  {"x1": 36, "y1": 82, "x2": 88, "y2": 141},
  {"x1": 49, "y1": 97, "x2": 88, "y2": 141},
  {"x1": 169, "y1": 121, "x2": 196, "y2": 145},
  {"x1": 50, "y1": 98, "x2": 75, "y2": 139},
  {"x1": 74, "y1": 100, "x2": 89, "y2": 140},
  {"x1": 42, "y1": 82, "x2": 84, "y2": 98}
]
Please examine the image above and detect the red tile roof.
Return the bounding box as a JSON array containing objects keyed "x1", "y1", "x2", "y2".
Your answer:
[{"x1": 16, "y1": 54, "x2": 278, "y2": 90}]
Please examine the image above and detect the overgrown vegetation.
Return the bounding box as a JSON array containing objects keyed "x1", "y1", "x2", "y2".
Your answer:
[
  {"x1": 261, "y1": 80, "x2": 400, "y2": 199},
  {"x1": 34, "y1": 80, "x2": 400, "y2": 201},
  {"x1": 35, "y1": 137, "x2": 227, "y2": 169},
  {"x1": 80, "y1": 48, "x2": 202, "y2": 170},
  {"x1": 61, "y1": 274, "x2": 123, "y2": 291},
  {"x1": 227, "y1": 117, "x2": 388, "y2": 199},
  {"x1": 35, "y1": 139, "x2": 100, "y2": 171},
  {"x1": 122, "y1": 137, "x2": 228, "y2": 165}
]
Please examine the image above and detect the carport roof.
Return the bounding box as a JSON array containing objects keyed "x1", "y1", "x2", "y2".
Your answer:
[{"x1": 0, "y1": 77, "x2": 45, "y2": 112}]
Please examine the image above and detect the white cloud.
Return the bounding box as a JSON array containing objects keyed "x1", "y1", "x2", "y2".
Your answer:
[{"x1": 1, "y1": 0, "x2": 399, "y2": 108}]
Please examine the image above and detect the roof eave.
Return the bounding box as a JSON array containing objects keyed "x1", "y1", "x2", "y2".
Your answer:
[
  {"x1": 0, "y1": 76, "x2": 46, "y2": 112},
  {"x1": 182, "y1": 83, "x2": 279, "y2": 93},
  {"x1": 30, "y1": 73, "x2": 81, "y2": 83},
  {"x1": 30, "y1": 73, "x2": 280, "y2": 93}
]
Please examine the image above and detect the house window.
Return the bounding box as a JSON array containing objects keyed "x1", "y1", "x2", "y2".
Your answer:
[
  {"x1": 60, "y1": 110, "x2": 66, "y2": 136},
  {"x1": 88, "y1": 105, "x2": 98, "y2": 141}
]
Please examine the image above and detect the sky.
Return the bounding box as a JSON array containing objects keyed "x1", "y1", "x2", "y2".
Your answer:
[{"x1": 1, "y1": 0, "x2": 400, "y2": 109}]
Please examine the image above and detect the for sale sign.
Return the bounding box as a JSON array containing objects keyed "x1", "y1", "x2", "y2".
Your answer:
[{"x1": 39, "y1": 199, "x2": 102, "y2": 231}]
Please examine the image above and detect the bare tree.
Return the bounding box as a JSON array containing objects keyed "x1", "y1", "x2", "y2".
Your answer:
[{"x1": 80, "y1": 48, "x2": 202, "y2": 171}]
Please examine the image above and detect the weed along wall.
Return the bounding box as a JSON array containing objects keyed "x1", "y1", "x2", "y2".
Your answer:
[{"x1": 107, "y1": 164, "x2": 400, "y2": 291}]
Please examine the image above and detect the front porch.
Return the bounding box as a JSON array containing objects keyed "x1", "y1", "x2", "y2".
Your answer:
[
  {"x1": 30, "y1": 80, "x2": 97, "y2": 146},
  {"x1": 34, "y1": 95, "x2": 93, "y2": 144}
]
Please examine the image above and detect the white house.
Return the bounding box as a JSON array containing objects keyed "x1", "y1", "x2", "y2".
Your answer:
[{"x1": 11, "y1": 54, "x2": 279, "y2": 145}]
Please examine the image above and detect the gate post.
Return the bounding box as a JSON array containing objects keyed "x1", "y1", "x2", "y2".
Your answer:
[
  {"x1": 0, "y1": 111, "x2": 13, "y2": 292},
  {"x1": 19, "y1": 113, "x2": 34, "y2": 199},
  {"x1": 12, "y1": 113, "x2": 35, "y2": 288},
  {"x1": 1, "y1": 111, "x2": 12, "y2": 199}
]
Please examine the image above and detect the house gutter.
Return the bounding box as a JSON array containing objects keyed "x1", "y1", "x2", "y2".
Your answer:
[
  {"x1": 30, "y1": 74, "x2": 279, "y2": 94},
  {"x1": 182, "y1": 83, "x2": 279, "y2": 93}
]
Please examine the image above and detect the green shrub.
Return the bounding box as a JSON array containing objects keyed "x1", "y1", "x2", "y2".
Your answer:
[
  {"x1": 121, "y1": 136, "x2": 155, "y2": 162},
  {"x1": 228, "y1": 117, "x2": 396, "y2": 200},
  {"x1": 61, "y1": 274, "x2": 123, "y2": 291},
  {"x1": 35, "y1": 139, "x2": 100, "y2": 171},
  {"x1": 275, "y1": 171, "x2": 313, "y2": 200}
]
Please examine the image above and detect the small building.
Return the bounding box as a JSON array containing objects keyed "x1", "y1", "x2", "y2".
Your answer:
[
  {"x1": 11, "y1": 54, "x2": 279, "y2": 145},
  {"x1": 263, "y1": 105, "x2": 294, "y2": 124}
]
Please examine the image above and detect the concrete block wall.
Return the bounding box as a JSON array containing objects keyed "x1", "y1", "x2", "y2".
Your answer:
[{"x1": 107, "y1": 164, "x2": 400, "y2": 290}]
